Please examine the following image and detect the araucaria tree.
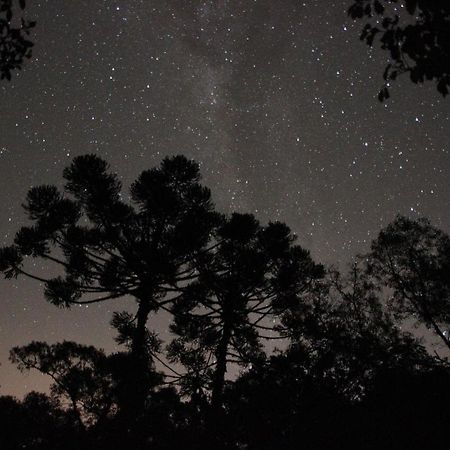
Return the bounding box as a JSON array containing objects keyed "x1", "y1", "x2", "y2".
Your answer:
[
  {"x1": 168, "y1": 213, "x2": 324, "y2": 410},
  {"x1": 0, "y1": 154, "x2": 218, "y2": 416}
]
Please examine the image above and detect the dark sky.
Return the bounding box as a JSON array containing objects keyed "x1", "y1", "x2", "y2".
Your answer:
[{"x1": 0, "y1": 0, "x2": 448, "y2": 397}]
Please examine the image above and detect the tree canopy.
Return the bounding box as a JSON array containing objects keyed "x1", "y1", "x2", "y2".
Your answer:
[
  {"x1": 1, "y1": 155, "x2": 449, "y2": 450},
  {"x1": 169, "y1": 213, "x2": 324, "y2": 410},
  {"x1": 0, "y1": 153, "x2": 218, "y2": 420},
  {"x1": 367, "y1": 215, "x2": 450, "y2": 351}
]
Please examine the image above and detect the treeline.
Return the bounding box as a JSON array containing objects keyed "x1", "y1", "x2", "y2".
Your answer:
[{"x1": 1, "y1": 155, "x2": 449, "y2": 450}]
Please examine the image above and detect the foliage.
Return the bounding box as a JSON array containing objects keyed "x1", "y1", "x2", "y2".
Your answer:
[
  {"x1": 367, "y1": 215, "x2": 450, "y2": 350},
  {"x1": 349, "y1": 0, "x2": 450, "y2": 100},
  {"x1": 10, "y1": 341, "x2": 116, "y2": 425},
  {"x1": 0, "y1": 154, "x2": 218, "y2": 417},
  {"x1": 0, "y1": 0, "x2": 35, "y2": 80},
  {"x1": 168, "y1": 213, "x2": 324, "y2": 408},
  {"x1": 1, "y1": 156, "x2": 449, "y2": 449},
  {"x1": 281, "y1": 263, "x2": 431, "y2": 399}
]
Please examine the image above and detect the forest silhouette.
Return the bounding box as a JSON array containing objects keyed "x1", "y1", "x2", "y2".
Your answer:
[{"x1": 0, "y1": 155, "x2": 449, "y2": 450}]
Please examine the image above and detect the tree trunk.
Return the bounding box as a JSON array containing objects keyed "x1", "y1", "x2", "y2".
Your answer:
[
  {"x1": 205, "y1": 322, "x2": 232, "y2": 450},
  {"x1": 132, "y1": 298, "x2": 152, "y2": 358},
  {"x1": 70, "y1": 397, "x2": 84, "y2": 430},
  {"x1": 211, "y1": 322, "x2": 232, "y2": 411},
  {"x1": 119, "y1": 298, "x2": 152, "y2": 425}
]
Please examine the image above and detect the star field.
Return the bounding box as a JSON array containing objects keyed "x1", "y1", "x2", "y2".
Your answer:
[{"x1": 0, "y1": 0, "x2": 448, "y2": 396}]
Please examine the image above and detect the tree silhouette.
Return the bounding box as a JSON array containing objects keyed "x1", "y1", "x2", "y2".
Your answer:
[
  {"x1": 224, "y1": 354, "x2": 357, "y2": 450},
  {"x1": 10, "y1": 341, "x2": 119, "y2": 426},
  {"x1": 280, "y1": 262, "x2": 429, "y2": 400},
  {"x1": 168, "y1": 213, "x2": 324, "y2": 411},
  {"x1": 0, "y1": 0, "x2": 35, "y2": 80},
  {"x1": 0, "y1": 391, "x2": 77, "y2": 450},
  {"x1": 361, "y1": 366, "x2": 450, "y2": 450},
  {"x1": 222, "y1": 264, "x2": 434, "y2": 450},
  {"x1": 367, "y1": 215, "x2": 450, "y2": 353},
  {"x1": 2, "y1": 154, "x2": 449, "y2": 449},
  {"x1": 349, "y1": 0, "x2": 450, "y2": 100},
  {"x1": 0, "y1": 154, "x2": 218, "y2": 419}
]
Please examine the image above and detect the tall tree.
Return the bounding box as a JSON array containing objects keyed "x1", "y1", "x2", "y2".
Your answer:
[
  {"x1": 168, "y1": 213, "x2": 324, "y2": 410},
  {"x1": 0, "y1": 154, "x2": 218, "y2": 417},
  {"x1": 367, "y1": 216, "x2": 450, "y2": 352},
  {"x1": 349, "y1": 0, "x2": 450, "y2": 100}
]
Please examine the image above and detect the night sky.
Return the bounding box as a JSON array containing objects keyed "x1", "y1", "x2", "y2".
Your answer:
[{"x1": 0, "y1": 0, "x2": 448, "y2": 397}]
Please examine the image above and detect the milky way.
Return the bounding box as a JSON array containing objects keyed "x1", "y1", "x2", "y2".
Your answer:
[{"x1": 0, "y1": 0, "x2": 448, "y2": 396}]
